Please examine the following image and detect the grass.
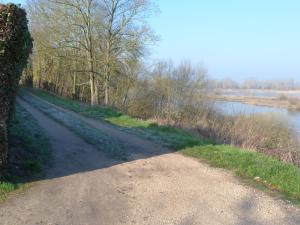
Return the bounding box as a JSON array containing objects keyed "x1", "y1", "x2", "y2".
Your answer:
[
  {"x1": 182, "y1": 145, "x2": 300, "y2": 203},
  {"x1": 0, "y1": 104, "x2": 51, "y2": 201},
  {"x1": 23, "y1": 88, "x2": 300, "y2": 204},
  {"x1": 0, "y1": 182, "x2": 17, "y2": 201},
  {"x1": 24, "y1": 88, "x2": 206, "y2": 149}
]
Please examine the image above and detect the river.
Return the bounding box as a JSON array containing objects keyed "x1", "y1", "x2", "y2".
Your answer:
[{"x1": 215, "y1": 100, "x2": 300, "y2": 133}]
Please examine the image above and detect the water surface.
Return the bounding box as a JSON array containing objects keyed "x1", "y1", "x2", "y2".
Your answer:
[{"x1": 215, "y1": 101, "x2": 300, "y2": 133}]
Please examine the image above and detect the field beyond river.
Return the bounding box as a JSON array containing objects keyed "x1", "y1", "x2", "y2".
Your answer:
[{"x1": 211, "y1": 89, "x2": 300, "y2": 110}]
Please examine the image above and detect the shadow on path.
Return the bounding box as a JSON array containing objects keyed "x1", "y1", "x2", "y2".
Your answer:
[{"x1": 17, "y1": 96, "x2": 172, "y2": 181}]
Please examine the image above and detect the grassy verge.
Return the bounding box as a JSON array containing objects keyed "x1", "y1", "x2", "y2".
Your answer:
[
  {"x1": 182, "y1": 145, "x2": 300, "y2": 204},
  {"x1": 24, "y1": 88, "x2": 300, "y2": 204},
  {"x1": 0, "y1": 104, "x2": 50, "y2": 201}
]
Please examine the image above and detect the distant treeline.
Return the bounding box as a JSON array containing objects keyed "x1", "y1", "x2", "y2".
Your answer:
[{"x1": 209, "y1": 78, "x2": 300, "y2": 90}]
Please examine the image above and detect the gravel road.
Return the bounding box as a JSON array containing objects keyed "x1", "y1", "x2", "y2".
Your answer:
[{"x1": 0, "y1": 95, "x2": 299, "y2": 225}]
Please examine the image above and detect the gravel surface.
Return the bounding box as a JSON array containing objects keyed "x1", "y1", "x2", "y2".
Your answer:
[{"x1": 0, "y1": 96, "x2": 299, "y2": 225}]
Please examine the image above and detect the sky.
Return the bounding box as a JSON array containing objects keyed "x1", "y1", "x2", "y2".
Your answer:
[
  {"x1": 0, "y1": 0, "x2": 23, "y2": 4},
  {"x1": 3, "y1": 0, "x2": 300, "y2": 81}
]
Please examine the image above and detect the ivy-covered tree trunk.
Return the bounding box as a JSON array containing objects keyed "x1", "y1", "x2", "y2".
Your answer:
[
  {"x1": 0, "y1": 4, "x2": 32, "y2": 167},
  {"x1": 0, "y1": 122, "x2": 7, "y2": 165}
]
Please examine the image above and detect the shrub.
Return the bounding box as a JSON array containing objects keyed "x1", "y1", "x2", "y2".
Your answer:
[
  {"x1": 24, "y1": 160, "x2": 42, "y2": 172},
  {"x1": 288, "y1": 97, "x2": 299, "y2": 106},
  {"x1": 277, "y1": 94, "x2": 288, "y2": 100}
]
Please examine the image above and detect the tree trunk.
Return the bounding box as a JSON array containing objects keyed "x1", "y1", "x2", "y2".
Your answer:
[
  {"x1": 87, "y1": 45, "x2": 98, "y2": 105},
  {"x1": 90, "y1": 74, "x2": 98, "y2": 106},
  {"x1": 72, "y1": 74, "x2": 76, "y2": 99},
  {"x1": 104, "y1": 80, "x2": 109, "y2": 105},
  {"x1": 0, "y1": 121, "x2": 7, "y2": 167},
  {"x1": 88, "y1": 55, "x2": 98, "y2": 105}
]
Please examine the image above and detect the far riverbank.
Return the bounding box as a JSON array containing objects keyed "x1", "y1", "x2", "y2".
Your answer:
[{"x1": 210, "y1": 89, "x2": 300, "y2": 110}]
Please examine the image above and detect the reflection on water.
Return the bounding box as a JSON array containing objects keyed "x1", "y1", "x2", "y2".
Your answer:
[{"x1": 215, "y1": 101, "x2": 300, "y2": 133}]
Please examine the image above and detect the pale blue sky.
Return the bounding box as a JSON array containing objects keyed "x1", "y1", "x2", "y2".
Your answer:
[
  {"x1": 0, "y1": 0, "x2": 23, "y2": 4},
  {"x1": 3, "y1": 0, "x2": 300, "y2": 81},
  {"x1": 150, "y1": 1, "x2": 300, "y2": 81}
]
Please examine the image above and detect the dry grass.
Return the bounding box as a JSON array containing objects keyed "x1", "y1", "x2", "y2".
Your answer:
[
  {"x1": 277, "y1": 94, "x2": 300, "y2": 110},
  {"x1": 126, "y1": 87, "x2": 300, "y2": 167},
  {"x1": 287, "y1": 97, "x2": 300, "y2": 110},
  {"x1": 193, "y1": 109, "x2": 300, "y2": 167},
  {"x1": 134, "y1": 99, "x2": 300, "y2": 167}
]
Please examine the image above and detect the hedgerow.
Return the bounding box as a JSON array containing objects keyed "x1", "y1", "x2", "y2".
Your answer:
[{"x1": 0, "y1": 3, "x2": 32, "y2": 166}]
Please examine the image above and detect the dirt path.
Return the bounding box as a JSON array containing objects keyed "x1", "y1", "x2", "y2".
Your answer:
[{"x1": 0, "y1": 95, "x2": 299, "y2": 225}]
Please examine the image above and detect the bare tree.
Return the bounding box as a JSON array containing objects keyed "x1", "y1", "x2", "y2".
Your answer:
[
  {"x1": 27, "y1": 0, "x2": 156, "y2": 105},
  {"x1": 28, "y1": 0, "x2": 102, "y2": 105},
  {"x1": 97, "y1": 0, "x2": 156, "y2": 104}
]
